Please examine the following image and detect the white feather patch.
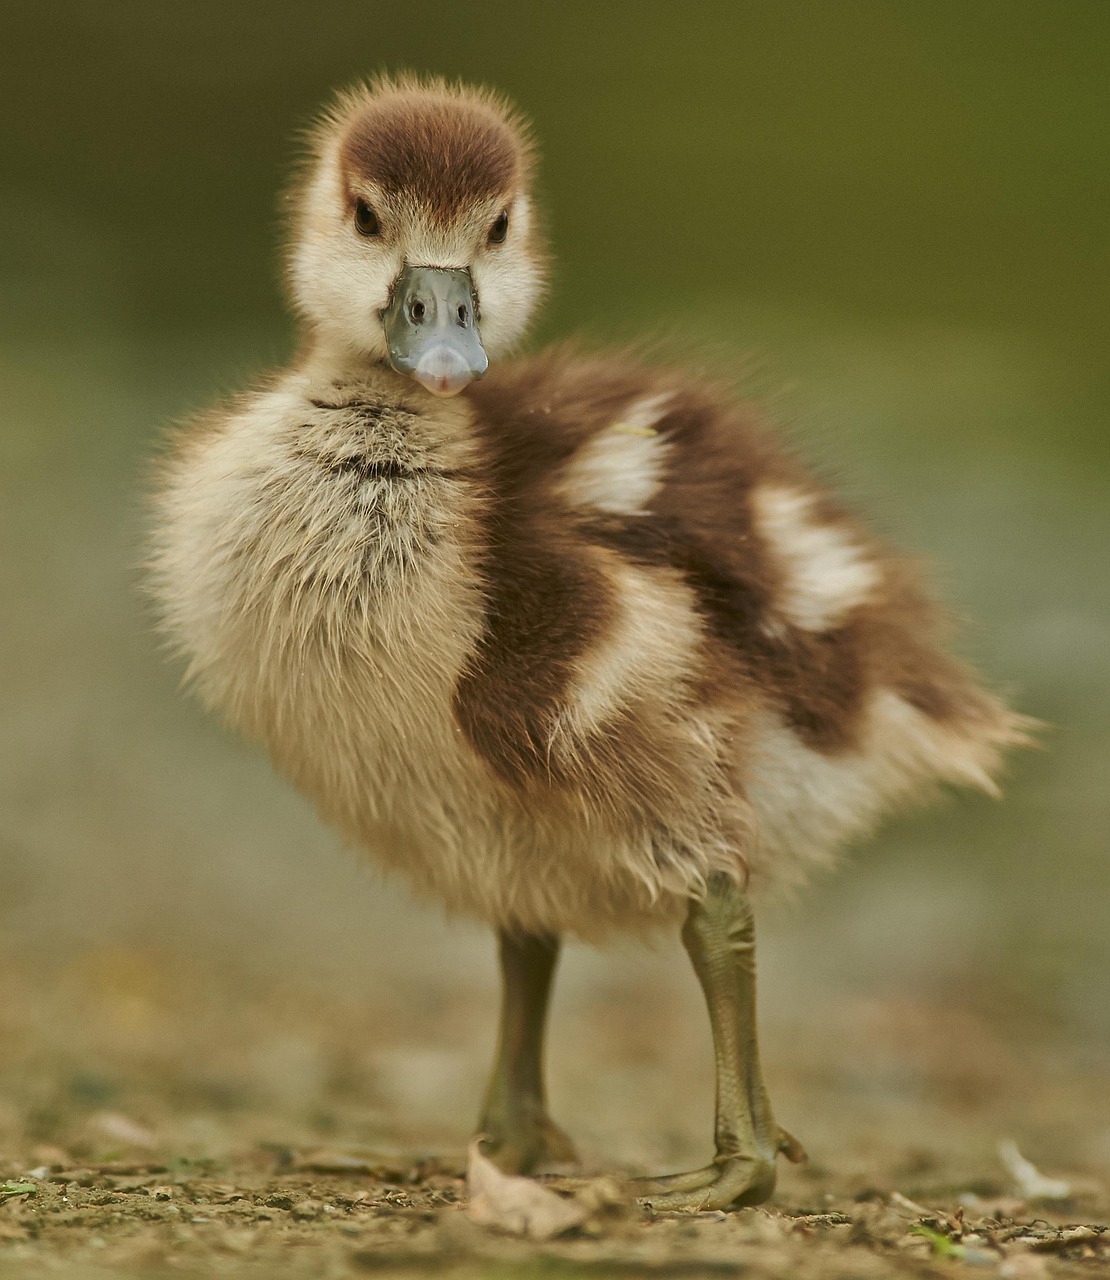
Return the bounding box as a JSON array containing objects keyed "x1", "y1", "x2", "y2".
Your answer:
[
  {"x1": 752, "y1": 486, "x2": 880, "y2": 631},
  {"x1": 563, "y1": 557, "x2": 701, "y2": 734},
  {"x1": 559, "y1": 394, "x2": 671, "y2": 516}
]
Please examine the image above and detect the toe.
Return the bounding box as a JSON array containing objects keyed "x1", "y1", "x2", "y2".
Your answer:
[
  {"x1": 635, "y1": 1155, "x2": 776, "y2": 1212},
  {"x1": 777, "y1": 1126, "x2": 807, "y2": 1163}
]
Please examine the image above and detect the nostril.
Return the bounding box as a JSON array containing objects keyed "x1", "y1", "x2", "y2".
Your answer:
[
  {"x1": 410, "y1": 300, "x2": 426, "y2": 323},
  {"x1": 457, "y1": 303, "x2": 468, "y2": 324}
]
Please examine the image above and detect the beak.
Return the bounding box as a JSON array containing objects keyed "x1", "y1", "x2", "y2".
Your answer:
[{"x1": 381, "y1": 266, "x2": 488, "y2": 397}]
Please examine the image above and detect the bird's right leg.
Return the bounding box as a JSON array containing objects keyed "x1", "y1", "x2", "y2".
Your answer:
[{"x1": 477, "y1": 929, "x2": 578, "y2": 1174}]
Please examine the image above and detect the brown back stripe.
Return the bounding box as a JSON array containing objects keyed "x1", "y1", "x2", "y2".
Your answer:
[{"x1": 588, "y1": 512, "x2": 868, "y2": 751}]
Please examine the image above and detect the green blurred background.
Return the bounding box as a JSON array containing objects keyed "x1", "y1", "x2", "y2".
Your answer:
[{"x1": 1, "y1": 0, "x2": 1107, "y2": 1172}]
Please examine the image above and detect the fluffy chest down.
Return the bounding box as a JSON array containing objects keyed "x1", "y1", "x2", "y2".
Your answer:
[{"x1": 153, "y1": 382, "x2": 493, "y2": 835}]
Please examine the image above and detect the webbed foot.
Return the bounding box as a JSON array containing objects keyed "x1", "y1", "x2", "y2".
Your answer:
[
  {"x1": 632, "y1": 1127, "x2": 805, "y2": 1210},
  {"x1": 632, "y1": 1153, "x2": 777, "y2": 1210}
]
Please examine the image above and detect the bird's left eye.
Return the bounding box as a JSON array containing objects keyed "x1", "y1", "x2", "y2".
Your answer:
[
  {"x1": 488, "y1": 211, "x2": 509, "y2": 244},
  {"x1": 354, "y1": 199, "x2": 381, "y2": 237}
]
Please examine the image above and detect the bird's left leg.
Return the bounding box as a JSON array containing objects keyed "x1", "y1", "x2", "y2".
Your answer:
[
  {"x1": 632, "y1": 872, "x2": 805, "y2": 1210},
  {"x1": 478, "y1": 928, "x2": 578, "y2": 1174}
]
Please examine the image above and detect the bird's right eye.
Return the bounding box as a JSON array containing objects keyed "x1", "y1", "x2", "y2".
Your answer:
[{"x1": 354, "y1": 200, "x2": 380, "y2": 237}]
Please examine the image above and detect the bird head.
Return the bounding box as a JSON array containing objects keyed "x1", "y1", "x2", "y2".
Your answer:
[{"x1": 288, "y1": 75, "x2": 546, "y2": 396}]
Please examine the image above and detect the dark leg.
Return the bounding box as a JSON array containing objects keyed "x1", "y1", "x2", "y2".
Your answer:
[
  {"x1": 478, "y1": 929, "x2": 578, "y2": 1174},
  {"x1": 633, "y1": 873, "x2": 805, "y2": 1209}
]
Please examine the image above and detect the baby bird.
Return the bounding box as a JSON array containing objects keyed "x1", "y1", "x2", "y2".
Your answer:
[{"x1": 149, "y1": 76, "x2": 1027, "y2": 1209}]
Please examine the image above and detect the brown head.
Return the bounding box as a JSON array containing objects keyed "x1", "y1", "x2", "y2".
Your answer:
[{"x1": 289, "y1": 75, "x2": 546, "y2": 394}]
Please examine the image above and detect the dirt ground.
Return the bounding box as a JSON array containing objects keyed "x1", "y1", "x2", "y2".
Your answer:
[
  {"x1": 1, "y1": 942, "x2": 1107, "y2": 1280},
  {"x1": 0, "y1": 1157, "x2": 1106, "y2": 1280},
  {"x1": 1, "y1": 1149, "x2": 1108, "y2": 1280}
]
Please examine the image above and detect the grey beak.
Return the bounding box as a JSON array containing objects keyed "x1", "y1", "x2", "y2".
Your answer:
[{"x1": 381, "y1": 266, "x2": 488, "y2": 397}]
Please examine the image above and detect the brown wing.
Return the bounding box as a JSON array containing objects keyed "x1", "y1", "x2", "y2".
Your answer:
[{"x1": 460, "y1": 347, "x2": 1013, "y2": 801}]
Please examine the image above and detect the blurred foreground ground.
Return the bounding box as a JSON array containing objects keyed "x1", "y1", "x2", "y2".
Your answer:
[{"x1": 0, "y1": 940, "x2": 1108, "y2": 1276}]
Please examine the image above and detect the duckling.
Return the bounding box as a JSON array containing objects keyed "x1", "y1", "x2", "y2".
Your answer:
[{"x1": 148, "y1": 75, "x2": 1028, "y2": 1210}]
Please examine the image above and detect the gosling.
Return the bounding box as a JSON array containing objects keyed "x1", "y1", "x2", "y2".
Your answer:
[{"x1": 148, "y1": 76, "x2": 1028, "y2": 1210}]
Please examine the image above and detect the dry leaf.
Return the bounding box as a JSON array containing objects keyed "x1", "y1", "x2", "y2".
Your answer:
[
  {"x1": 466, "y1": 1139, "x2": 586, "y2": 1241},
  {"x1": 1024, "y1": 1225, "x2": 1104, "y2": 1252},
  {"x1": 290, "y1": 1148, "x2": 395, "y2": 1175},
  {"x1": 889, "y1": 1190, "x2": 932, "y2": 1217},
  {"x1": 998, "y1": 1140, "x2": 1071, "y2": 1201},
  {"x1": 88, "y1": 1110, "x2": 158, "y2": 1151}
]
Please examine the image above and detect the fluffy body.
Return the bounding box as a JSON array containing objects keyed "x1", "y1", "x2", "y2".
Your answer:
[
  {"x1": 150, "y1": 346, "x2": 1025, "y2": 939},
  {"x1": 148, "y1": 75, "x2": 1031, "y2": 1203}
]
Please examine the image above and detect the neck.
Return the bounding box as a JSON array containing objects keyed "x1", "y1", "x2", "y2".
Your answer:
[
  {"x1": 296, "y1": 333, "x2": 479, "y2": 470},
  {"x1": 299, "y1": 333, "x2": 392, "y2": 386}
]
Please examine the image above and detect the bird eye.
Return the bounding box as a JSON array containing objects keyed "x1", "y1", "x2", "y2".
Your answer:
[
  {"x1": 488, "y1": 211, "x2": 509, "y2": 244},
  {"x1": 354, "y1": 199, "x2": 380, "y2": 237}
]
